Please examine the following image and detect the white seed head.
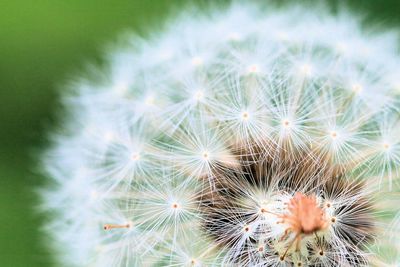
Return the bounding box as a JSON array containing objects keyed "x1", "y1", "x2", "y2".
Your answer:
[{"x1": 41, "y1": 3, "x2": 400, "y2": 267}]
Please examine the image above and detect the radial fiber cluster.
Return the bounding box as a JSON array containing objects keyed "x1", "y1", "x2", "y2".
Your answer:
[{"x1": 42, "y1": 3, "x2": 400, "y2": 267}]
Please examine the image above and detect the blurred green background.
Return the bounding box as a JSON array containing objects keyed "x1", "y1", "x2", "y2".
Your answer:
[{"x1": 0, "y1": 1, "x2": 399, "y2": 266}]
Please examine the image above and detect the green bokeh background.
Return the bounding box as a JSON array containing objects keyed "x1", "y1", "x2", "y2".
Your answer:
[{"x1": 0, "y1": 1, "x2": 399, "y2": 266}]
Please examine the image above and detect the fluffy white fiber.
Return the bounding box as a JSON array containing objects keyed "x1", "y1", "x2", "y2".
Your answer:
[{"x1": 41, "y1": 2, "x2": 400, "y2": 266}]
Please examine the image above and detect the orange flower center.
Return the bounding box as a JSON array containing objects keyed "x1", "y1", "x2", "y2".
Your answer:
[{"x1": 281, "y1": 192, "x2": 328, "y2": 235}]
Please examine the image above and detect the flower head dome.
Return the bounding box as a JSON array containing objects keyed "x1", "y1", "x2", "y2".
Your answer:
[{"x1": 42, "y1": 3, "x2": 400, "y2": 266}]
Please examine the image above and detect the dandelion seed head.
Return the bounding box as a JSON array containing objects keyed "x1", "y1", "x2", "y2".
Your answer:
[{"x1": 41, "y1": 2, "x2": 400, "y2": 266}]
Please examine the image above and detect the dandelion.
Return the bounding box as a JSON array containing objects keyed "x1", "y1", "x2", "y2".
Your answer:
[{"x1": 41, "y1": 2, "x2": 400, "y2": 266}]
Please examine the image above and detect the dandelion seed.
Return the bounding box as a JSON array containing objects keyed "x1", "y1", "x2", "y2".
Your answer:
[
  {"x1": 144, "y1": 95, "x2": 155, "y2": 106},
  {"x1": 191, "y1": 56, "x2": 203, "y2": 66},
  {"x1": 383, "y1": 142, "x2": 391, "y2": 150},
  {"x1": 130, "y1": 153, "x2": 140, "y2": 161},
  {"x1": 103, "y1": 131, "x2": 115, "y2": 142},
  {"x1": 193, "y1": 90, "x2": 204, "y2": 101},
  {"x1": 299, "y1": 63, "x2": 313, "y2": 76},
  {"x1": 352, "y1": 83, "x2": 363, "y2": 94},
  {"x1": 247, "y1": 64, "x2": 260, "y2": 74},
  {"x1": 330, "y1": 131, "x2": 338, "y2": 139},
  {"x1": 240, "y1": 111, "x2": 250, "y2": 121},
  {"x1": 227, "y1": 32, "x2": 241, "y2": 41},
  {"x1": 282, "y1": 119, "x2": 291, "y2": 128},
  {"x1": 103, "y1": 222, "x2": 131, "y2": 231}
]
